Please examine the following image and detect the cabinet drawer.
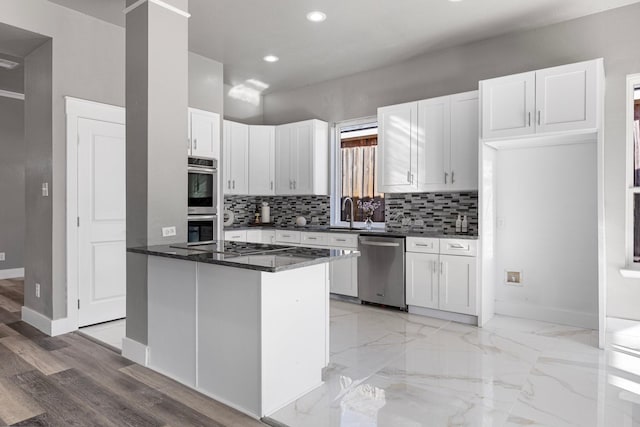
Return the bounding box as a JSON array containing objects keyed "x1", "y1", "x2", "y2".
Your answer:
[
  {"x1": 406, "y1": 237, "x2": 440, "y2": 254},
  {"x1": 275, "y1": 230, "x2": 301, "y2": 244},
  {"x1": 327, "y1": 233, "x2": 358, "y2": 249},
  {"x1": 225, "y1": 230, "x2": 247, "y2": 242},
  {"x1": 439, "y1": 239, "x2": 477, "y2": 257},
  {"x1": 301, "y1": 232, "x2": 329, "y2": 247}
]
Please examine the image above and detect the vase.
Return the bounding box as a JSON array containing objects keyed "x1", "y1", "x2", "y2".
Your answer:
[{"x1": 364, "y1": 217, "x2": 373, "y2": 230}]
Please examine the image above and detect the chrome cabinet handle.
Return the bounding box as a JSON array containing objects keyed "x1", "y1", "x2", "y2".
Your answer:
[
  {"x1": 537, "y1": 110, "x2": 541, "y2": 126},
  {"x1": 451, "y1": 171, "x2": 455, "y2": 184},
  {"x1": 528, "y1": 112, "x2": 531, "y2": 127},
  {"x1": 449, "y1": 243, "x2": 466, "y2": 249},
  {"x1": 293, "y1": 180, "x2": 297, "y2": 189},
  {"x1": 407, "y1": 171, "x2": 411, "y2": 183},
  {"x1": 415, "y1": 243, "x2": 431, "y2": 247},
  {"x1": 440, "y1": 261, "x2": 444, "y2": 274},
  {"x1": 270, "y1": 181, "x2": 273, "y2": 190},
  {"x1": 444, "y1": 172, "x2": 448, "y2": 184},
  {"x1": 227, "y1": 180, "x2": 231, "y2": 189},
  {"x1": 289, "y1": 180, "x2": 293, "y2": 189},
  {"x1": 232, "y1": 180, "x2": 235, "y2": 189},
  {"x1": 194, "y1": 139, "x2": 197, "y2": 150}
]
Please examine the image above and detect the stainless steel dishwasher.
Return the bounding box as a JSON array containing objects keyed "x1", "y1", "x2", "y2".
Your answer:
[{"x1": 357, "y1": 235, "x2": 406, "y2": 309}]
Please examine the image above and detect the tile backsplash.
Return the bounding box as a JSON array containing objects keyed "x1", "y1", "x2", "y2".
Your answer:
[
  {"x1": 224, "y1": 195, "x2": 331, "y2": 226},
  {"x1": 385, "y1": 192, "x2": 478, "y2": 235}
]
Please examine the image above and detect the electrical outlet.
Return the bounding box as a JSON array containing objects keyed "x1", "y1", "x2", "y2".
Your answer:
[
  {"x1": 413, "y1": 219, "x2": 424, "y2": 226},
  {"x1": 0, "y1": 252, "x2": 5, "y2": 261},
  {"x1": 505, "y1": 270, "x2": 523, "y2": 286},
  {"x1": 162, "y1": 226, "x2": 177, "y2": 237},
  {"x1": 42, "y1": 182, "x2": 49, "y2": 197},
  {"x1": 35, "y1": 283, "x2": 41, "y2": 298}
]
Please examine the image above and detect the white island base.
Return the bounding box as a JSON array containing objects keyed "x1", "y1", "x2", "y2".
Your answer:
[{"x1": 145, "y1": 256, "x2": 330, "y2": 419}]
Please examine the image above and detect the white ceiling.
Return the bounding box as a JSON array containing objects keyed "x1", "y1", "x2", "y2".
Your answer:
[{"x1": 48, "y1": 0, "x2": 640, "y2": 94}]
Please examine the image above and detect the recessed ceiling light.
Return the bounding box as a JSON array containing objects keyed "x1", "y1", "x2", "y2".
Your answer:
[
  {"x1": 306, "y1": 11, "x2": 327, "y2": 22},
  {"x1": 263, "y1": 55, "x2": 279, "y2": 63}
]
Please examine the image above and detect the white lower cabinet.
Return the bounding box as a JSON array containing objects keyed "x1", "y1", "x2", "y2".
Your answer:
[
  {"x1": 405, "y1": 237, "x2": 478, "y2": 316},
  {"x1": 330, "y1": 257, "x2": 358, "y2": 298}
]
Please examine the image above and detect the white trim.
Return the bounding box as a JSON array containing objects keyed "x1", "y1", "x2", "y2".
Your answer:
[
  {"x1": 495, "y1": 300, "x2": 598, "y2": 330},
  {"x1": 0, "y1": 89, "x2": 24, "y2": 100},
  {"x1": 596, "y1": 60, "x2": 607, "y2": 349},
  {"x1": 65, "y1": 97, "x2": 126, "y2": 333},
  {"x1": 620, "y1": 268, "x2": 640, "y2": 279},
  {"x1": 124, "y1": 0, "x2": 190, "y2": 18},
  {"x1": 625, "y1": 74, "x2": 640, "y2": 268},
  {"x1": 0, "y1": 268, "x2": 24, "y2": 280},
  {"x1": 21, "y1": 307, "x2": 77, "y2": 337},
  {"x1": 122, "y1": 337, "x2": 149, "y2": 366},
  {"x1": 408, "y1": 305, "x2": 478, "y2": 325}
]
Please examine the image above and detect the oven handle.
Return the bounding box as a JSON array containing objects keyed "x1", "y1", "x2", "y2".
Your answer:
[
  {"x1": 188, "y1": 215, "x2": 217, "y2": 221},
  {"x1": 188, "y1": 166, "x2": 215, "y2": 174}
]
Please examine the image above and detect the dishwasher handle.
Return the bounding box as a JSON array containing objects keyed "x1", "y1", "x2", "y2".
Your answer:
[{"x1": 359, "y1": 240, "x2": 401, "y2": 247}]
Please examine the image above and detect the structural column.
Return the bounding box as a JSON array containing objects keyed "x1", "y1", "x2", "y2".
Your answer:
[{"x1": 125, "y1": 0, "x2": 189, "y2": 348}]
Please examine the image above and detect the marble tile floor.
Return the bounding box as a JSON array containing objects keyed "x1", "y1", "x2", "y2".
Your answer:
[
  {"x1": 79, "y1": 319, "x2": 126, "y2": 351},
  {"x1": 270, "y1": 301, "x2": 640, "y2": 427}
]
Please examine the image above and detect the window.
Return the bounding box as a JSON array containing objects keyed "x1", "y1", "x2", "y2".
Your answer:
[
  {"x1": 332, "y1": 118, "x2": 385, "y2": 226},
  {"x1": 627, "y1": 76, "x2": 640, "y2": 266}
]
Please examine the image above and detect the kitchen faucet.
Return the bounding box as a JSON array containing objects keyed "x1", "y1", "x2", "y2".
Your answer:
[{"x1": 342, "y1": 197, "x2": 355, "y2": 229}]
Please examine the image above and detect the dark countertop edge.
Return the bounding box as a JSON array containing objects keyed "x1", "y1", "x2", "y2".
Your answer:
[
  {"x1": 223, "y1": 225, "x2": 479, "y2": 240},
  {"x1": 127, "y1": 247, "x2": 360, "y2": 273}
]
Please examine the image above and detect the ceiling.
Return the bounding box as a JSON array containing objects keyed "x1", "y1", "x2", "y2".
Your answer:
[
  {"x1": 0, "y1": 22, "x2": 49, "y2": 58},
  {"x1": 48, "y1": 0, "x2": 640, "y2": 94}
]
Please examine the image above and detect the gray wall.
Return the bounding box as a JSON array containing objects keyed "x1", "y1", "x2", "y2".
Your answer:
[
  {"x1": 0, "y1": 0, "x2": 126, "y2": 319},
  {"x1": 23, "y1": 40, "x2": 53, "y2": 317},
  {"x1": 263, "y1": 3, "x2": 640, "y2": 320},
  {"x1": 189, "y1": 52, "x2": 223, "y2": 114},
  {"x1": 0, "y1": 96, "x2": 25, "y2": 271}
]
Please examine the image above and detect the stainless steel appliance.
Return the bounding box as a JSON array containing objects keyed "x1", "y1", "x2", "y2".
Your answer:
[
  {"x1": 188, "y1": 157, "x2": 217, "y2": 215},
  {"x1": 358, "y1": 235, "x2": 406, "y2": 309},
  {"x1": 187, "y1": 215, "x2": 217, "y2": 245}
]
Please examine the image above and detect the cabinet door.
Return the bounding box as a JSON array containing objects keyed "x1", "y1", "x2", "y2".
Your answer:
[
  {"x1": 291, "y1": 121, "x2": 314, "y2": 194},
  {"x1": 449, "y1": 92, "x2": 479, "y2": 191},
  {"x1": 481, "y1": 72, "x2": 535, "y2": 140},
  {"x1": 378, "y1": 102, "x2": 418, "y2": 192},
  {"x1": 248, "y1": 125, "x2": 275, "y2": 195},
  {"x1": 535, "y1": 60, "x2": 597, "y2": 134},
  {"x1": 405, "y1": 252, "x2": 439, "y2": 309},
  {"x1": 330, "y1": 257, "x2": 358, "y2": 298},
  {"x1": 190, "y1": 109, "x2": 220, "y2": 159},
  {"x1": 225, "y1": 121, "x2": 249, "y2": 195},
  {"x1": 222, "y1": 120, "x2": 232, "y2": 191},
  {"x1": 439, "y1": 255, "x2": 477, "y2": 315},
  {"x1": 417, "y1": 97, "x2": 449, "y2": 188},
  {"x1": 261, "y1": 230, "x2": 276, "y2": 244},
  {"x1": 275, "y1": 125, "x2": 293, "y2": 195}
]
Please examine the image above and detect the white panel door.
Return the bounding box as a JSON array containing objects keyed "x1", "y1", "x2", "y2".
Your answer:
[
  {"x1": 450, "y1": 91, "x2": 479, "y2": 191},
  {"x1": 292, "y1": 121, "x2": 314, "y2": 194},
  {"x1": 405, "y1": 252, "x2": 439, "y2": 309},
  {"x1": 248, "y1": 125, "x2": 275, "y2": 195},
  {"x1": 439, "y1": 255, "x2": 477, "y2": 315},
  {"x1": 535, "y1": 61, "x2": 597, "y2": 134},
  {"x1": 378, "y1": 102, "x2": 418, "y2": 192},
  {"x1": 78, "y1": 118, "x2": 126, "y2": 327},
  {"x1": 417, "y1": 96, "x2": 449, "y2": 187},
  {"x1": 329, "y1": 258, "x2": 358, "y2": 297},
  {"x1": 224, "y1": 121, "x2": 249, "y2": 195},
  {"x1": 189, "y1": 108, "x2": 220, "y2": 159},
  {"x1": 481, "y1": 72, "x2": 535, "y2": 140},
  {"x1": 275, "y1": 124, "x2": 293, "y2": 195}
]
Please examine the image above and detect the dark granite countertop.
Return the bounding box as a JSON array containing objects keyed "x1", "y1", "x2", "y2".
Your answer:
[
  {"x1": 224, "y1": 224, "x2": 479, "y2": 240},
  {"x1": 128, "y1": 241, "x2": 360, "y2": 273}
]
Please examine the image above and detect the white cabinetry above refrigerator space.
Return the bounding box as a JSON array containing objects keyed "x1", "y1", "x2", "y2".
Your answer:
[
  {"x1": 188, "y1": 108, "x2": 220, "y2": 159},
  {"x1": 480, "y1": 59, "x2": 601, "y2": 146},
  {"x1": 378, "y1": 91, "x2": 479, "y2": 194}
]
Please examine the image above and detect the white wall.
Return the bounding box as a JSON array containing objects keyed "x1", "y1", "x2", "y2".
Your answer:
[
  {"x1": 263, "y1": 3, "x2": 640, "y2": 320},
  {"x1": 224, "y1": 83, "x2": 263, "y2": 124},
  {"x1": 494, "y1": 142, "x2": 599, "y2": 327}
]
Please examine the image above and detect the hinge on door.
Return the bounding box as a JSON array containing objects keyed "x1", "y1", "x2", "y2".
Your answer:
[{"x1": 78, "y1": 299, "x2": 80, "y2": 309}]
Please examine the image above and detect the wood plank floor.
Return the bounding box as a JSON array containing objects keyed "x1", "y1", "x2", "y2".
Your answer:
[{"x1": 0, "y1": 279, "x2": 266, "y2": 427}]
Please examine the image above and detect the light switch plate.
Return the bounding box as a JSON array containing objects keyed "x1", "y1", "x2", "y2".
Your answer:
[
  {"x1": 35, "y1": 283, "x2": 40, "y2": 298},
  {"x1": 42, "y1": 182, "x2": 49, "y2": 197},
  {"x1": 162, "y1": 226, "x2": 177, "y2": 237}
]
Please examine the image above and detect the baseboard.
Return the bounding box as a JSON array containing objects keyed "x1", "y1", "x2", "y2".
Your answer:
[
  {"x1": 122, "y1": 337, "x2": 149, "y2": 366},
  {"x1": 408, "y1": 305, "x2": 478, "y2": 325},
  {"x1": 495, "y1": 300, "x2": 598, "y2": 330},
  {"x1": 0, "y1": 268, "x2": 24, "y2": 280},
  {"x1": 21, "y1": 306, "x2": 77, "y2": 336}
]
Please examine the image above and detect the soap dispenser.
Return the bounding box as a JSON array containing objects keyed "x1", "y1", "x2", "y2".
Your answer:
[
  {"x1": 462, "y1": 215, "x2": 468, "y2": 233},
  {"x1": 455, "y1": 214, "x2": 462, "y2": 233}
]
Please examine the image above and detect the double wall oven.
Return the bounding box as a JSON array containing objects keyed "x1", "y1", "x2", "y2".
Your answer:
[{"x1": 188, "y1": 157, "x2": 218, "y2": 245}]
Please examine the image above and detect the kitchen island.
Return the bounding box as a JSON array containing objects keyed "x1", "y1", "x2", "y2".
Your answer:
[{"x1": 127, "y1": 241, "x2": 359, "y2": 419}]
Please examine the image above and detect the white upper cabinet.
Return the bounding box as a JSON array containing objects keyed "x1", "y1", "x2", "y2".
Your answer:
[
  {"x1": 480, "y1": 59, "x2": 602, "y2": 142},
  {"x1": 535, "y1": 60, "x2": 597, "y2": 134},
  {"x1": 275, "y1": 119, "x2": 328, "y2": 196},
  {"x1": 248, "y1": 125, "x2": 275, "y2": 195},
  {"x1": 449, "y1": 91, "x2": 479, "y2": 191},
  {"x1": 417, "y1": 96, "x2": 449, "y2": 187},
  {"x1": 188, "y1": 108, "x2": 220, "y2": 159},
  {"x1": 481, "y1": 72, "x2": 535, "y2": 140},
  {"x1": 378, "y1": 102, "x2": 419, "y2": 193},
  {"x1": 380, "y1": 91, "x2": 479, "y2": 193},
  {"x1": 223, "y1": 120, "x2": 249, "y2": 195}
]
